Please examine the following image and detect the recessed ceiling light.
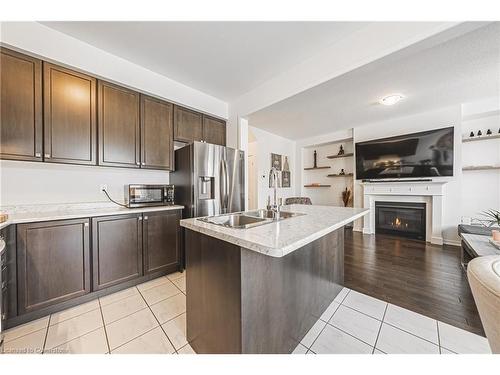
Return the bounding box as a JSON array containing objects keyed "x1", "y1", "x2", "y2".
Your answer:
[{"x1": 380, "y1": 94, "x2": 405, "y2": 106}]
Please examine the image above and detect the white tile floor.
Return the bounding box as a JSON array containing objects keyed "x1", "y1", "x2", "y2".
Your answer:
[
  {"x1": 298, "y1": 287, "x2": 492, "y2": 354},
  {"x1": 2, "y1": 272, "x2": 193, "y2": 354},
  {"x1": 2, "y1": 274, "x2": 492, "y2": 354}
]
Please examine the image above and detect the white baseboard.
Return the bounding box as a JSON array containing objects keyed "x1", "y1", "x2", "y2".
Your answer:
[{"x1": 443, "y1": 239, "x2": 461, "y2": 247}]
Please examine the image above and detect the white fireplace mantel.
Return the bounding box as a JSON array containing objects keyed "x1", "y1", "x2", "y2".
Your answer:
[{"x1": 361, "y1": 180, "x2": 448, "y2": 245}]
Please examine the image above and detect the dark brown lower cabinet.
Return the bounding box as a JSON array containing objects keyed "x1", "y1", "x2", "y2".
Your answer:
[
  {"x1": 143, "y1": 210, "x2": 181, "y2": 275},
  {"x1": 16, "y1": 219, "x2": 91, "y2": 315},
  {"x1": 92, "y1": 214, "x2": 143, "y2": 290}
]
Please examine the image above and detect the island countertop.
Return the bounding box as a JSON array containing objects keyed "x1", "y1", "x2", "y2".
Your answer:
[{"x1": 180, "y1": 204, "x2": 369, "y2": 257}]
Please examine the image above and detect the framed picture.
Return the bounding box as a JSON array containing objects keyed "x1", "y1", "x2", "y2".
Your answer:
[
  {"x1": 282, "y1": 171, "x2": 291, "y2": 188},
  {"x1": 271, "y1": 153, "x2": 282, "y2": 170}
]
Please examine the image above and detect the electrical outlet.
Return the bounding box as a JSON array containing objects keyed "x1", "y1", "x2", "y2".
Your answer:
[{"x1": 99, "y1": 184, "x2": 108, "y2": 192}]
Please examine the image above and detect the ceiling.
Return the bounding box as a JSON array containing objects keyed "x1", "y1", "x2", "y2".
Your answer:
[
  {"x1": 247, "y1": 22, "x2": 500, "y2": 140},
  {"x1": 40, "y1": 21, "x2": 368, "y2": 101}
]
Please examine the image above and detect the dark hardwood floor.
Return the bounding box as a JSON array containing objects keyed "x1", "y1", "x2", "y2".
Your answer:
[{"x1": 344, "y1": 230, "x2": 484, "y2": 336}]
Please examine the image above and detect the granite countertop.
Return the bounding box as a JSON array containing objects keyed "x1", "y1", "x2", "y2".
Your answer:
[
  {"x1": 0, "y1": 202, "x2": 184, "y2": 230},
  {"x1": 180, "y1": 204, "x2": 369, "y2": 258}
]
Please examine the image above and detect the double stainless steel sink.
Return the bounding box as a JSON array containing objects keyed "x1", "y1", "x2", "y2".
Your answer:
[{"x1": 197, "y1": 209, "x2": 305, "y2": 229}]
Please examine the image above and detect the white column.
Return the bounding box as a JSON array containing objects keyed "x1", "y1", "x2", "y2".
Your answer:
[
  {"x1": 431, "y1": 195, "x2": 444, "y2": 245},
  {"x1": 363, "y1": 194, "x2": 374, "y2": 234}
]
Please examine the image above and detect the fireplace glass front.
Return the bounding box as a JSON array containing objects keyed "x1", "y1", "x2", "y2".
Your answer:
[{"x1": 375, "y1": 201, "x2": 426, "y2": 240}]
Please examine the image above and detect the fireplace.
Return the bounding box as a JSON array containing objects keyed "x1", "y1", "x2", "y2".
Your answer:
[{"x1": 375, "y1": 201, "x2": 426, "y2": 240}]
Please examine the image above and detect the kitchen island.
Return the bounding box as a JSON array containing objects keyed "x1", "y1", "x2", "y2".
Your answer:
[{"x1": 180, "y1": 204, "x2": 369, "y2": 354}]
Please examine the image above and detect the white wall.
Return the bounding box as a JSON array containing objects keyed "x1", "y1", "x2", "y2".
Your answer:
[
  {"x1": 248, "y1": 126, "x2": 296, "y2": 209},
  {"x1": 0, "y1": 22, "x2": 229, "y2": 207},
  {"x1": 247, "y1": 139, "x2": 258, "y2": 210},
  {"x1": 460, "y1": 98, "x2": 500, "y2": 224},
  {"x1": 0, "y1": 161, "x2": 169, "y2": 206}
]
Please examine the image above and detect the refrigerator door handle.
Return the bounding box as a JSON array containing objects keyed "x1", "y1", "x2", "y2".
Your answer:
[
  {"x1": 224, "y1": 159, "x2": 230, "y2": 211},
  {"x1": 220, "y1": 159, "x2": 228, "y2": 213}
]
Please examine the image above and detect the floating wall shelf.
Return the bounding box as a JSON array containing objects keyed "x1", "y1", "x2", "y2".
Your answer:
[
  {"x1": 326, "y1": 153, "x2": 354, "y2": 159},
  {"x1": 327, "y1": 173, "x2": 354, "y2": 178},
  {"x1": 304, "y1": 184, "x2": 331, "y2": 188},
  {"x1": 462, "y1": 134, "x2": 500, "y2": 143},
  {"x1": 462, "y1": 165, "x2": 500, "y2": 171},
  {"x1": 304, "y1": 166, "x2": 331, "y2": 170}
]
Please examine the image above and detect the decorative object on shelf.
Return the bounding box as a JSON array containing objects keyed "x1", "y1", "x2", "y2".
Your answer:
[
  {"x1": 282, "y1": 171, "x2": 291, "y2": 188},
  {"x1": 486, "y1": 129, "x2": 492, "y2": 135},
  {"x1": 338, "y1": 145, "x2": 345, "y2": 156},
  {"x1": 339, "y1": 169, "x2": 345, "y2": 175},
  {"x1": 283, "y1": 156, "x2": 290, "y2": 172},
  {"x1": 313, "y1": 150, "x2": 318, "y2": 168},
  {"x1": 0, "y1": 213, "x2": 8, "y2": 223},
  {"x1": 342, "y1": 188, "x2": 351, "y2": 207},
  {"x1": 271, "y1": 153, "x2": 282, "y2": 170},
  {"x1": 470, "y1": 131, "x2": 475, "y2": 138},
  {"x1": 478, "y1": 130, "x2": 483, "y2": 136}
]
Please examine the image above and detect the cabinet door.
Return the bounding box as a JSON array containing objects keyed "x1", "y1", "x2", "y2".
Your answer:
[
  {"x1": 174, "y1": 105, "x2": 203, "y2": 143},
  {"x1": 141, "y1": 95, "x2": 174, "y2": 170},
  {"x1": 17, "y1": 218, "x2": 90, "y2": 315},
  {"x1": 143, "y1": 210, "x2": 180, "y2": 275},
  {"x1": 1, "y1": 224, "x2": 17, "y2": 321},
  {"x1": 203, "y1": 115, "x2": 226, "y2": 146},
  {"x1": 98, "y1": 81, "x2": 140, "y2": 168},
  {"x1": 0, "y1": 48, "x2": 43, "y2": 161},
  {"x1": 92, "y1": 214, "x2": 143, "y2": 290},
  {"x1": 43, "y1": 63, "x2": 97, "y2": 165}
]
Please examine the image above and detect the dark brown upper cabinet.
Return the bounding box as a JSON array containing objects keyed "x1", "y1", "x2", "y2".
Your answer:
[
  {"x1": 43, "y1": 63, "x2": 97, "y2": 165},
  {"x1": 0, "y1": 48, "x2": 43, "y2": 162},
  {"x1": 98, "y1": 81, "x2": 140, "y2": 168},
  {"x1": 203, "y1": 115, "x2": 226, "y2": 146},
  {"x1": 143, "y1": 210, "x2": 180, "y2": 275},
  {"x1": 141, "y1": 95, "x2": 174, "y2": 170},
  {"x1": 174, "y1": 105, "x2": 203, "y2": 143},
  {"x1": 92, "y1": 214, "x2": 143, "y2": 291},
  {"x1": 16, "y1": 218, "x2": 91, "y2": 315}
]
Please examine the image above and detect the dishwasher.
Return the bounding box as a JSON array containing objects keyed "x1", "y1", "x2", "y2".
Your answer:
[{"x1": 0, "y1": 234, "x2": 6, "y2": 353}]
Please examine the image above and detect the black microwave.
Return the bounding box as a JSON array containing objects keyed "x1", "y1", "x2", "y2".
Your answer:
[{"x1": 125, "y1": 184, "x2": 175, "y2": 208}]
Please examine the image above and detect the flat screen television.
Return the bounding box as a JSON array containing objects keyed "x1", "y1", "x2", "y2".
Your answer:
[{"x1": 355, "y1": 126, "x2": 454, "y2": 180}]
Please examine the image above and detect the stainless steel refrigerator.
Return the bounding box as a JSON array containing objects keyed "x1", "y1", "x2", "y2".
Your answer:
[{"x1": 171, "y1": 142, "x2": 245, "y2": 266}]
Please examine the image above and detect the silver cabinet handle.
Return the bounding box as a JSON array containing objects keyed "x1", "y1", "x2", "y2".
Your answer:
[
  {"x1": 138, "y1": 217, "x2": 142, "y2": 221},
  {"x1": 141, "y1": 162, "x2": 146, "y2": 166},
  {"x1": 35, "y1": 152, "x2": 41, "y2": 158},
  {"x1": 44, "y1": 154, "x2": 51, "y2": 158},
  {"x1": 136, "y1": 162, "x2": 140, "y2": 165},
  {"x1": 144, "y1": 216, "x2": 148, "y2": 220}
]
